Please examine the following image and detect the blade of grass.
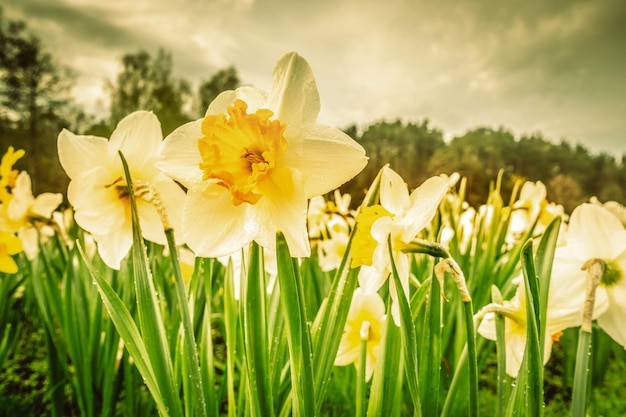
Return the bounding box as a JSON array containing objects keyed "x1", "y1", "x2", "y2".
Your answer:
[
  {"x1": 77, "y1": 243, "x2": 169, "y2": 416},
  {"x1": 419, "y1": 265, "x2": 442, "y2": 416},
  {"x1": 366, "y1": 295, "x2": 402, "y2": 417},
  {"x1": 119, "y1": 151, "x2": 182, "y2": 417},
  {"x1": 275, "y1": 233, "x2": 315, "y2": 417},
  {"x1": 241, "y1": 242, "x2": 275, "y2": 417},
  {"x1": 505, "y1": 240, "x2": 543, "y2": 417},
  {"x1": 311, "y1": 167, "x2": 385, "y2": 410},
  {"x1": 388, "y1": 239, "x2": 421, "y2": 415},
  {"x1": 165, "y1": 228, "x2": 208, "y2": 417}
]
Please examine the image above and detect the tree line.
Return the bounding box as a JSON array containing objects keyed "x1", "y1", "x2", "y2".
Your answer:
[{"x1": 1, "y1": 9, "x2": 624, "y2": 213}]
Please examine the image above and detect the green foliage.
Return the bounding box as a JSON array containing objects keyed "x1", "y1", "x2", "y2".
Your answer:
[
  {"x1": 107, "y1": 49, "x2": 193, "y2": 136},
  {"x1": 0, "y1": 7, "x2": 77, "y2": 196},
  {"x1": 347, "y1": 119, "x2": 446, "y2": 199},
  {"x1": 197, "y1": 66, "x2": 240, "y2": 116},
  {"x1": 343, "y1": 122, "x2": 626, "y2": 212}
]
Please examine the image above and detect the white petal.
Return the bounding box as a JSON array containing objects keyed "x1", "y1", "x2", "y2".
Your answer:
[
  {"x1": 400, "y1": 176, "x2": 448, "y2": 242},
  {"x1": 357, "y1": 265, "x2": 386, "y2": 294},
  {"x1": 31, "y1": 193, "x2": 63, "y2": 218},
  {"x1": 18, "y1": 227, "x2": 39, "y2": 259},
  {"x1": 157, "y1": 119, "x2": 205, "y2": 190},
  {"x1": 253, "y1": 167, "x2": 310, "y2": 257},
  {"x1": 11, "y1": 171, "x2": 33, "y2": 201},
  {"x1": 182, "y1": 187, "x2": 253, "y2": 258},
  {"x1": 136, "y1": 199, "x2": 167, "y2": 245},
  {"x1": 569, "y1": 203, "x2": 626, "y2": 260},
  {"x1": 108, "y1": 111, "x2": 162, "y2": 174},
  {"x1": 57, "y1": 129, "x2": 109, "y2": 179},
  {"x1": 380, "y1": 167, "x2": 410, "y2": 216},
  {"x1": 505, "y1": 330, "x2": 527, "y2": 378},
  {"x1": 282, "y1": 124, "x2": 367, "y2": 197},
  {"x1": 206, "y1": 86, "x2": 268, "y2": 115},
  {"x1": 151, "y1": 175, "x2": 186, "y2": 241},
  {"x1": 92, "y1": 224, "x2": 133, "y2": 270},
  {"x1": 477, "y1": 312, "x2": 497, "y2": 341},
  {"x1": 68, "y1": 168, "x2": 127, "y2": 236},
  {"x1": 548, "y1": 252, "x2": 608, "y2": 328},
  {"x1": 597, "y1": 280, "x2": 626, "y2": 347},
  {"x1": 266, "y1": 52, "x2": 320, "y2": 131}
]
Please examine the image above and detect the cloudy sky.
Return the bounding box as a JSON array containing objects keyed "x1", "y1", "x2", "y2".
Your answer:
[{"x1": 4, "y1": 0, "x2": 626, "y2": 157}]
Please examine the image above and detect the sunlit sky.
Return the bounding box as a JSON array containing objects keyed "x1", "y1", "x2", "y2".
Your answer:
[{"x1": 5, "y1": 0, "x2": 626, "y2": 157}]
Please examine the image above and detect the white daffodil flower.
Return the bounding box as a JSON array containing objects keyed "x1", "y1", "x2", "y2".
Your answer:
[
  {"x1": 552, "y1": 203, "x2": 626, "y2": 347},
  {"x1": 477, "y1": 274, "x2": 601, "y2": 377},
  {"x1": 335, "y1": 287, "x2": 387, "y2": 381},
  {"x1": 509, "y1": 180, "x2": 564, "y2": 241},
  {"x1": 589, "y1": 196, "x2": 626, "y2": 226},
  {"x1": 352, "y1": 166, "x2": 448, "y2": 324},
  {"x1": 157, "y1": 52, "x2": 367, "y2": 258},
  {"x1": 58, "y1": 111, "x2": 185, "y2": 269}
]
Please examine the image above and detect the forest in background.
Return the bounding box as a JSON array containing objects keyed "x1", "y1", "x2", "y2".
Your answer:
[{"x1": 1, "y1": 8, "x2": 625, "y2": 214}]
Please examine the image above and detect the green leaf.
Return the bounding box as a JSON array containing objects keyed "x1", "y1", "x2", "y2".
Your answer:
[
  {"x1": 241, "y1": 242, "x2": 275, "y2": 417},
  {"x1": 388, "y1": 239, "x2": 421, "y2": 414},
  {"x1": 165, "y1": 228, "x2": 208, "y2": 417},
  {"x1": 77, "y1": 244, "x2": 169, "y2": 417},
  {"x1": 119, "y1": 151, "x2": 182, "y2": 417},
  {"x1": 366, "y1": 295, "x2": 403, "y2": 417},
  {"x1": 275, "y1": 233, "x2": 316, "y2": 417},
  {"x1": 506, "y1": 240, "x2": 543, "y2": 417},
  {"x1": 571, "y1": 329, "x2": 592, "y2": 417},
  {"x1": 534, "y1": 215, "x2": 561, "y2": 352}
]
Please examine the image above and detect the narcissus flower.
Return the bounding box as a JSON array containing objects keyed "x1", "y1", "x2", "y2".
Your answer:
[
  {"x1": 0, "y1": 146, "x2": 25, "y2": 204},
  {"x1": 0, "y1": 231, "x2": 22, "y2": 274},
  {"x1": 509, "y1": 181, "x2": 563, "y2": 240},
  {"x1": 551, "y1": 203, "x2": 626, "y2": 347},
  {"x1": 58, "y1": 111, "x2": 185, "y2": 269},
  {"x1": 477, "y1": 276, "x2": 600, "y2": 377},
  {"x1": 589, "y1": 196, "x2": 626, "y2": 226},
  {"x1": 351, "y1": 166, "x2": 448, "y2": 324},
  {"x1": 0, "y1": 171, "x2": 62, "y2": 258},
  {"x1": 335, "y1": 287, "x2": 387, "y2": 381},
  {"x1": 158, "y1": 52, "x2": 367, "y2": 258}
]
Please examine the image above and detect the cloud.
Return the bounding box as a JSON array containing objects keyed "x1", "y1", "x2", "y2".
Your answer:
[{"x1": 3, "y1": 0, "x2": 624, "y2": 156}]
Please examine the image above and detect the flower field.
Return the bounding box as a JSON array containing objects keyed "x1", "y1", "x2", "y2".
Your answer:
[{"x1": 1, "y1": 52, "x2": 626, "y2": 417}]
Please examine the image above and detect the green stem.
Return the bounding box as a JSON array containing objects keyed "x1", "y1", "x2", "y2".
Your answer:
[
  {"x1": 463, "y1": 301, "x2": 479, "y2": 417},
  {"x1": 165, "y1": 229, "x2": 208, "y2": 417},
  {"x1": 495, "y1": 307, "x2": 508, "y2": 417},
  {"x1": 356, "y1": 338, "x2": 368, "y2": 417},
  {"x1": 242, "y1": 242, "x2": 274, "y2": 417},
  {"x1": 571, "y1": 329, "x2": 592, "y2": 417},
  {"x1": 275, "y1": 233, "x2": 315, "y2": 417}
]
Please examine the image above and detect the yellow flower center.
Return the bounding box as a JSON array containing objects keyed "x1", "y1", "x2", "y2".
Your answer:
[
  {"x1": 351, "y1": 205, "x2": 392, "y2": 268},
  {"x1": 105, "y1": 176, "x2": 130, "y2": 200},
  {"x1": 600, "y1": 258, "x2": 623, "y2": 287},
  {"x1": 198, "y1": 99, "x2": 287, "y2": 206}
]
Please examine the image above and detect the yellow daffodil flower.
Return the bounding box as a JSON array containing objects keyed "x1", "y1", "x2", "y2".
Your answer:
[
  {"x1": 157, "y1": 52, "x2": 367, "y2": 258},
  {"x1": 0, "y1": 146, "x2": 25, "y2": 204},
  {"x1": 352, "y1": 166, "x2": 448, "y2": 324},
  {"x1": 335, "y1": 287, "x2": 387, "y2": 381},
  {"x1": 58, "y1": 111, "x2": 186, "y2": 269},
  {"x1": 0, "y1": 231, "x2": 22, "y2": 274},
  {"x1": 551, "y1": 203, "x2": 626, "y2": 347},
  {"x1": 0, "y1": 171, "x2": 62, "y2": 258}
]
